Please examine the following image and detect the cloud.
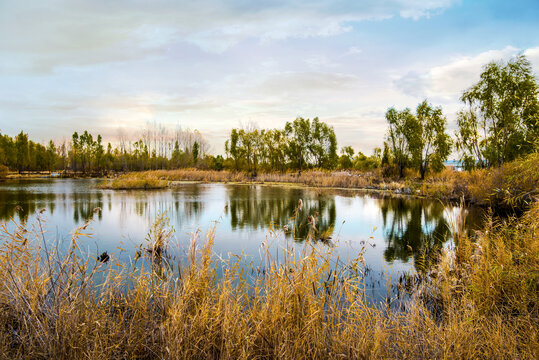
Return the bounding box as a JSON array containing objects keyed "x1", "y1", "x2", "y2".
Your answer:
[
  {"x1": 0, "y1": 0, "x2": 459, "y2": 72},
  {"x1": 256, "y1": 71, "x2": 360, "y2": 96},
  {"x1": 393, "y1": 46, "x2": 538, "y2": 101}
]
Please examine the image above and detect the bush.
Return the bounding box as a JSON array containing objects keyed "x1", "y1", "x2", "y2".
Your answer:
[{"x1": 0, "y1": 164, "x2": 8, "y2": 178}]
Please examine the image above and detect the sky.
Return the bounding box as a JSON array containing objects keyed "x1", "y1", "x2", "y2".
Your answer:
[{"x1": 1, "y1": 0, "x2": 538, "y2": 155}]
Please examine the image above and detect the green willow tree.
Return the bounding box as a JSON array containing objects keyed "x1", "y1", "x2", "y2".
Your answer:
[
  {"x1": 285, "y1": 117, "x2": 312, "y2": 175},
  {"x1": 309, "y1": 117, "x2": 338, "y2": 169},
  {"x1": 386, "y1": 101, "x2": 451, "y2": 179},
  {"x1": 408, "y1": 100, "x2": 452, "y2": 180},
  {"x1": 385, "y1": 108, "x2": 415, "y2": 178},
  {"x1": 456, "y1": 54, "x2": 539, "y2": 170},
  {"x1": 224, "y1": 129, "x2": 241, "y2": 171}
]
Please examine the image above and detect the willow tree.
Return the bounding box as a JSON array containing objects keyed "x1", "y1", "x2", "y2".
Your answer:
[
  {"x1": 408, "y1": 100, "x2": 452, "y2": 179},
  {"x1": 385, "y1": 107, "x2": 415, "y2": 178},
  {"x1": 456, "y1": 54, "x2": 539, "y2": 169},
  {"x1": 285, "y1": 117, "x2": 312, "y2": 175},
  {"x1": 309, "y1": 117, "x2": 338, "y2": 169}
]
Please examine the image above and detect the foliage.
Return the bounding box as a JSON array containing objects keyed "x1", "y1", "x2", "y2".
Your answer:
[
  {"x1": 385, "y1": 107, "x2": 414, "y2": 178},
  {"x1": 385, "y1": 101, "x2": 451, "y2": 179},
  {"x1": 0, "y1": 127, "x2": 211, "y2": 175},
  {"x1": 223, "y1": 117, "x2": 339, "y2": 174},
  {"x1": 456, "y1": 54, "x2": 539, "y2": 169}
]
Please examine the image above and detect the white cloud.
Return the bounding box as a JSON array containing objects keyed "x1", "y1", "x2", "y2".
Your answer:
[
  {"x1": 393, "y1": 46, "x2": 539, "y2": 101},
  {"x1": 0, "y1": 0, "x2": 459, "y2": 72}
]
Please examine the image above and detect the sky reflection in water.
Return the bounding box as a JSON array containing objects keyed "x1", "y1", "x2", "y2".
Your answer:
[{"x1": 0, "y1": 179, "x2": 483, "y2": 301}]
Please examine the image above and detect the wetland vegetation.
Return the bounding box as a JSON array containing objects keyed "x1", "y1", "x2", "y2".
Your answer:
[{"x1": 0, "y1": 52, "x2": 537, "y2": 359}]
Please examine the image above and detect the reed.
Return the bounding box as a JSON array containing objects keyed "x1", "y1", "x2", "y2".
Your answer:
[
  {"x1": 110, "y1": 153, "x2": 538, "y2": 212},
  {"x1": 99, "y1": 173, "x2": 169, "y2": 190},
  {"x1": 0, "y1": 202, "x2": 536, "y2": 359}
]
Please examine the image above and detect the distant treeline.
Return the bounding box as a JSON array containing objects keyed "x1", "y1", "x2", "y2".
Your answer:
[
  {"x1": 0, "y1": 55, "x2": 537, "y2": 178},
  {"x1": 0, "y1": 126, "x2": 211, "y2": 175}
]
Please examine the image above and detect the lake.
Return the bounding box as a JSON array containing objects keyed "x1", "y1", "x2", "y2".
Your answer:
[{"x1": 0, "y1": 178, "x2": 484, "y2": 301}]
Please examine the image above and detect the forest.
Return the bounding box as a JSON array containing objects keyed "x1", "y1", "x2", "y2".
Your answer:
[{"x1": 1, "y1": 55, "x2": 537, "y2": 179}]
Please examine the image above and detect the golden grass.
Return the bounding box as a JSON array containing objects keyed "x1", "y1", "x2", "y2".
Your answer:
[
  {"x1": 0, "y1": 201, "x2": 537, "y2": 359},
  {"x1": 423, "y1": 152, "x2": 539, "y2": 209},
  {"x1": 99, "y1": 173, "x2": 169, "y2": 190},
  {"x1": 116, "y1": 154, "x2": 538, "y2": 212},
  {"x1": 123, "y1": 168, "x2": 411, "y2": 193}
]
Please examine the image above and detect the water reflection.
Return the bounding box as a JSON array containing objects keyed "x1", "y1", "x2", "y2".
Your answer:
[
  {"x1": 72, "y1": 191, "x2": 104, "y2": 222},
  {"x1": 225, "y1": 185, "x2": 336, "y2": 241},
  {"x1": 0, "y1": 186, "x2": 56, "y2": 222},
  {"x1": 381, "y1": 197, "x2": 450, "y2": 271},
  {"x1": 0, "y1": 179, "x2": 484, "y2": 279}
]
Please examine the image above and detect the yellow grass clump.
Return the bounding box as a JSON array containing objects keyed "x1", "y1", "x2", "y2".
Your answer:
[{"x1": 99, "y1": 173, "x2": 169, "y2": 190}]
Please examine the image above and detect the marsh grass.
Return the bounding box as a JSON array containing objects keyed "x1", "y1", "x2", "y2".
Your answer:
[
  {"x1": 0, "y1": 201, "x2": 537, "y2": 359},
  {"x1": 422, "y1": 152, "x2": 539, "y2": 210},
  {"x1": 111, "y1": 153, "x2": 538, "y2": 213},
  {"x1": 99, "y1": 174, "x2": 169, "y2": 190}
]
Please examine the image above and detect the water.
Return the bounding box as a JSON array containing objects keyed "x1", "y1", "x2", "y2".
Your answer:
[{"x1": 0, "y1": 178, "x2": 484, "y2": 301}]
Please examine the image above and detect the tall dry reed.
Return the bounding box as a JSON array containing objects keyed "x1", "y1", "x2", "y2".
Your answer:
[{"x1": 0, "y1": 202, "x2": 537, "y2": 359}]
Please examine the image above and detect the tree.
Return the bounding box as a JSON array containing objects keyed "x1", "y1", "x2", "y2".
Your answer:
[
  {"x1": 71, "y1": 132, "x2": 80, "y2": 172},
  {"x1": 385, "y1": 108, "x2": 414, "y2": 178},
  {"x1": 408, "y1": 100, "x2": 452, "y2": 179},
  {"x1": 46, "y1": 140, "x2": 57, "y2": 171},
  {"x1": 192, "y1": 141, "x2": 199, "y2": 165},
  {"x1": 94, "y1": 135, "x2": 104, "y2": 173},
  {"x1": 263, "y1": 129, "x2": 287, "y2": 172},
  {"x1": 310, "y1": 117, "x2": 338, "y2": 169},
  {"x1": 339, "y1": 146, "x2": 354, "y2": 169},
  {"x1": 456, "y1": 54, "x2": 539, "y2": 169},
  {"x1": 225, "y1": 129, "x2": 241, "y2": 171},
  {"x1": 285, "y1": 117, "x2": 312, "y2": 175},
  {"x1": 15, "y1": 131, "x2": 29, "y2": 173}
]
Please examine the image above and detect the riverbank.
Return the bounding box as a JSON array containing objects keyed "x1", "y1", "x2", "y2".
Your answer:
[
  {"x1": 0, "y1": 201, "x2": 536, "y2": 359},
  {"x1": 100, "y1": 152, "x2": 538, "y2": 211}
]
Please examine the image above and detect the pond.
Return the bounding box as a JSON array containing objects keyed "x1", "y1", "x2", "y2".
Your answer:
[{"x1": 0, "y1": 178, "x2": 484, "y2": 302}]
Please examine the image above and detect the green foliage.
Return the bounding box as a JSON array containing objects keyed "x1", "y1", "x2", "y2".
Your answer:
[
  {"x1": 338, "y1": 146, "x2": 354, "y2": 169},
  {"x1": 223, "y1": 117, "x2": 339, "y2": 174},
  {"x1": 285, "y1": 117, "x2": 312, "y2": 174},
  {"x1": 385, "y1": 107, "x2": 414, "y2": 177},
  {"x1": 385, "y1": 101, "x2": 451, "y2": 179},
  {"x1": 409, "y1": 100, "x2": 452, "y2": 179},
  {"x1": 192, "y1": 141, "x2": 199, "y2": 165},
  {"x1": 0, "y1": 127, "x2": 209, "y2": 174},
  {"x1": 456, "y1": 54, "x2": 539, "y2": 169}
]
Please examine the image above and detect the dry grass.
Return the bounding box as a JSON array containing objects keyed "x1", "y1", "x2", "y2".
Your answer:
[
  {"x1": 0, "y1": 200, "x2": 537, "y2": 359},
  {"x1": 125, "y1": 168, "x2": 411, "y2": 193},
  {"x1": 117, "y1": 154, "x2": 538, "y2": 212},
  {"x1": 99, "y1": 173, "x2": 169, "y2": 190},
  {"x1": 423, "y1": 152, "x2": 539, "y2": 210}
]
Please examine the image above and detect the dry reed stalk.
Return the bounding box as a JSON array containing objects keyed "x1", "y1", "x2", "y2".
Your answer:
[{"x1": 0, "y1": 202, "x2": 536, "y2": 359}]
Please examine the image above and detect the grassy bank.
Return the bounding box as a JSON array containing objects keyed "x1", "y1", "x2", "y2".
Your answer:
[
  {"x1": 99, "y1": 174, "x2": 169, "y2": 190},
  {"x1": 107, "y1": 153, "x2": 538, "y2": 210},
  {"x1": 0, "y1": 203, "x2": 537, "y2": 359}
]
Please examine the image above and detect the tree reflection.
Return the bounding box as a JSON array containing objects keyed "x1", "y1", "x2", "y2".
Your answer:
[
  {"x1": 0, "y1": 188, "x2": 57, "y2": 223},
  {"x1": 225, "y1": 185, "x2": 336, "y2": 242},
  {"x1": 72, "y1": 191, "x2": 103, "y2": 222},
  {"x1": 381, "y1": 197, "x2": 450, "y2": 271}
]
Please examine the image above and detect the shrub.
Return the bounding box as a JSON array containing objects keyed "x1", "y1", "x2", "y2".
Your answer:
[{"x1": 0, "y1": 164, "x2": 8, "y2": 178}]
